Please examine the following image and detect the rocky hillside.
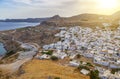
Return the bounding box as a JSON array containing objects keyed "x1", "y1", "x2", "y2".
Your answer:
[
  {"x1": 41, "y1": 11, "x2": 120, "y2": 28},
  {"x1": 40, "y1": 14, "x2": 108, "y2": 27},
  {"x1": 111, "y1": 11, "x2": 120, "y2": 23},
  {"x1": 0, "y1": 25, "x2": 60, "y2": 55}
]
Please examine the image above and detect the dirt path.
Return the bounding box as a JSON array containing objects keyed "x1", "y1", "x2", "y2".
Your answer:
[
  {"x1": 0, "y1": 43, "x2": 39, "y2": 73},
  {"x1": 0, "y1": 58, "x2": 31, "y2": 73}
]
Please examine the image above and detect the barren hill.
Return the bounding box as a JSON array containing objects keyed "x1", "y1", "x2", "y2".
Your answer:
[{"x1": 18, "y1": 59, "x2": 90, "y2": 79}]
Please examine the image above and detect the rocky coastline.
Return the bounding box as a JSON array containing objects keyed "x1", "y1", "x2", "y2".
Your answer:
[{"x1": 0, "y1": 25, "x2": 60, "y2": 59}]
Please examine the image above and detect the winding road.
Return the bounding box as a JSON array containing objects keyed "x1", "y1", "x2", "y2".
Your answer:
[{"x1": 0, "y1": 43, "x2": 39, "y2": 73}]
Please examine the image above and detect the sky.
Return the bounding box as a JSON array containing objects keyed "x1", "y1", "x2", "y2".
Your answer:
[{"x1": 0, "y1": 0, "x2": 120, "y2": 19}]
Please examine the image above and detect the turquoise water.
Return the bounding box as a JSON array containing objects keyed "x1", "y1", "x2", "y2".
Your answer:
[
  {"x1": 0, "y1": 22, "x2": 39, "y2": 31},
  {"x1": 0, "y1": 43, "x2": 6, "y2": 55}
]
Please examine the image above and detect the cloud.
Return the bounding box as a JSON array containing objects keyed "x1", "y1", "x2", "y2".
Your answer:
[
  {"x1": 1, "y1": 0, "x2": 120, "y2": 19},
  {"x1": 12, "y1": 0, "x2": 32, "y2": 4},
  {"x1": 0, "y1": 0, "x2": 101, "y2": 19},
  {"x1": 11, "y1": 0, "x2": 78, "y2": 7}
]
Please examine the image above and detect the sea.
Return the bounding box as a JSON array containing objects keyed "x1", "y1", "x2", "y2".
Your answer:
[
  {"x1": 0, "y1": 22, "x2": 39, "y2": 31},
  {"x1": 0, "y1": 22, "x2": 39, "y2": 55},
  {"x1": 0, "y1": 43, "x2": 6, "y2": 56}
]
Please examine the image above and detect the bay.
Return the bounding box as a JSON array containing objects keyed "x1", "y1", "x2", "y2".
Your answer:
[{"x1": 0, "y1": 22, "x2": 39, "y2": 31}]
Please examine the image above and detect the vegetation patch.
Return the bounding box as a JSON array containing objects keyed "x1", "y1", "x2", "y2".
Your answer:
[
  {"x1": 42, "y1": 50, "x2": 53, "y2": 55},
  {"x1": 77, "y1": 65, "x2": 90, "y2": 71},
  {"x1": 111, "y1": 68, "x2": 120, "y2": 74},
  {"x1": 50, "y1": 56, "x2": 58, "y2": 61},
  {"x1": 89, "y1": 70, "x2": 100, "y2": 79},
  {"x1": 2, "y1": 50, "x2": 16, "y2": 59},
  {"x1": 54, "y1": 77, "x2": 61, "y2": 79},
  {"x1": 86, "y1": 62, "x2": 94, "y2": 67}
]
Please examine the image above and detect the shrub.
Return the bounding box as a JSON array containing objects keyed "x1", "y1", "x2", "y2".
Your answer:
[
  {"x1": 76, "y1": 54, "x2": 81, "y2": 59},
  {"x1": 86, "y1": 62, "x2": 93, "y2": 67},
  {"x1": 51, "y1": 56, "x2": 58, "y2": 61},
  {"x1": 2, "y1": 50, "x2": 16, "y2": 59},
  {"x1": 54, "y1": 77, "x2": 60, "y2": 79},
  {"x1": 111, "y1": 68, "x2": 120, "y2": 74},
  {"x1": 42, "y1": 50, "x2": 53, "y2": 55},
  {"x1": 81, "y1": 47, "x2": 87, "y2": 50},
  {"x1": 78, "y1": 65, "x2": 90, "y2": 70},
  {"x1": 48, "y1": 50, "x2": 53, "y2": 55},
  {"x1": 80, "y1": 61, "x2": 83, "y2": 64},
  {"x1": 90, "y1": 70, "x2": 100, "y2": 79}
]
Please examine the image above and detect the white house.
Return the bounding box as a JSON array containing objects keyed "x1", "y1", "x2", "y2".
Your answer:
[
  {"x1": 80, "y1": 69, "x2": 90, "y2": 75},
  {"x1": 69, "y1": 60, "x2": 80, "y2": 67},
  {"x1": 53, "y1": 50, "x2": 67, "y2": 59},
  {"x1": 94, "y1": 57, "x2": 109, "y2": 66},
  {"x1": 39, "y1": 54, "x2": 50, "y2": 60}
]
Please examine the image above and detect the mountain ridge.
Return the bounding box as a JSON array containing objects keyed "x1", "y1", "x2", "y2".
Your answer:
[
  {"x1": 1, "y1": 11, "x2": 120, "y2": 27},
  {"x1": 40, "y1": 11, "x2": 120, "y2": 27}
]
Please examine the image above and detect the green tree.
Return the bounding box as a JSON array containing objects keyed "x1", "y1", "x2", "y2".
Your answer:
[
  {"x1": 51, "y1": 56, "x2": 58, "y2": 61},
  {"x1": 90, "y1": 70, "x2": 100, "y2": 79}
]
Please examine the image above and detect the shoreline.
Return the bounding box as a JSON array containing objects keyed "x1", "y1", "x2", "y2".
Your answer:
[
  {"x1": 0, "y1": 24, "x2": 60, "y2": 60},
  {"x1": 0, "y1": 22, "x2": 40, "y2": 31},
  {"x1": 0, "y1": 42, "x2": 7, "y2": 56}
]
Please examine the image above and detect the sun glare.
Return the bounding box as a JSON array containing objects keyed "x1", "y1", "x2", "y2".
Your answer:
[{"x1": 99, "y1": 0, "x2": 118, "y2": 9}]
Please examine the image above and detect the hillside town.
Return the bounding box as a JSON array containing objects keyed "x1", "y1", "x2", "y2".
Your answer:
[
  {"x1": 37, "y1": 23, "x2": 120, "y2": 79},
  {"x1": 0, "y1": 12, "x2": 120, "y2": 79},
  {"x1": 1, "y1": 0, "x2": 120, "y2": 78}
]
